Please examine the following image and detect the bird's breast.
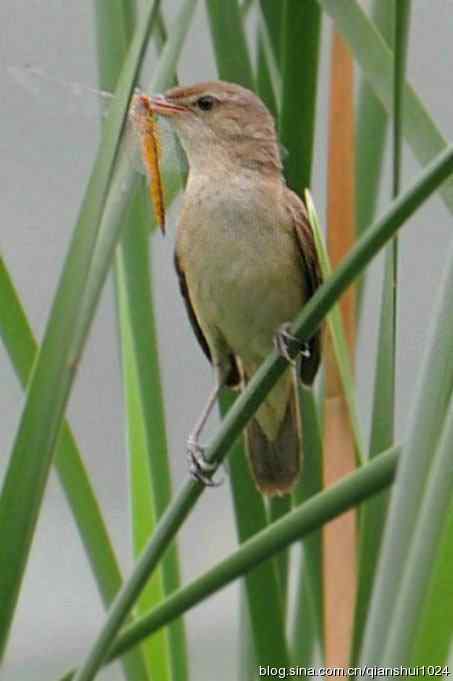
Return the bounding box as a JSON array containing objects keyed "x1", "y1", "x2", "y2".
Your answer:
[{"x1": 176, "y1": 178, "x2": 304, "y2": 361}]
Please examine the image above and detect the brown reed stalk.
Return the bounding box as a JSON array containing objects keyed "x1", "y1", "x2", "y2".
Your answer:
[{"x1": 323, "y1": 29, "x2": 357, "y2": 666}]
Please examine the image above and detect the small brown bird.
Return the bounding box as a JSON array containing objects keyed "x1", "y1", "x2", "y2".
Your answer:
[{"x1": 149, "y1": 81, "x2": 322, "y2": 495}]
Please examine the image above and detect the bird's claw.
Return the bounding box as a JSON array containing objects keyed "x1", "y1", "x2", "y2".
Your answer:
[
  {"x1": 274, "y1": 323, "x2": 311, "y2": 365},
  {"x1": 187, "y1": 438, "x2": 223, "y2": 487}
]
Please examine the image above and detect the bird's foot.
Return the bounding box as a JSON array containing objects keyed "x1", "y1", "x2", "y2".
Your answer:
[
  {"x1": 274, "y1": 323, "x2": 311, "y2": 365},
  {"x1": 187, "y1": 438, "x2": 223, "y2": 487}
]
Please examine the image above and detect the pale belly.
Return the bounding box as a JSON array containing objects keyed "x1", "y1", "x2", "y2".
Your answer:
[{"x1": 177, "y1": 202, "x2": 305, "y2": 367}]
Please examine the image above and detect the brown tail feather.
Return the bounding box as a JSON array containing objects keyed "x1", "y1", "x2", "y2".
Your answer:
[{"x1": 246, "y1": 385, "x2": 301, "y2": 496}]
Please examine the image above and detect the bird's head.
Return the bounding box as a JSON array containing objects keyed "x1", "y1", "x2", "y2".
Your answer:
[{"x1": 148, "y1": 81, "x2": 282, "y2": 177}]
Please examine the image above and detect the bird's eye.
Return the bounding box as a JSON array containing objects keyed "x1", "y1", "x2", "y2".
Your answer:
[{"x1": 196, "y1": 95, "x2": 216, "y2": 111}]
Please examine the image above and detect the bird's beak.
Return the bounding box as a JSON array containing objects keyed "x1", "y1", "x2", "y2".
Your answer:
[{"x1": 148, "y1": 94, "x2": 188, "y2": 117}]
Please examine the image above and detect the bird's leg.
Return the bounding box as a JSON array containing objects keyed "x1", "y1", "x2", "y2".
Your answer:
[
  {"x1": 274, "y1": 322, "x2": 311, "y2": 366},
  {"x1": 187, "y1": 372, "x2": 224, "y2": 487}
]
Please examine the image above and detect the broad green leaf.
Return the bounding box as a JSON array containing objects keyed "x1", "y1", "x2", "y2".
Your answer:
[
  {"x1": 279, "y1": 0, "x2": 321, "y2": 192},
  {"x1": 205, "y1": 0, "x2": 255, "y2": 88},
  {"x1": 258, "y1": 0, "x2": 284, "y2": 67}
]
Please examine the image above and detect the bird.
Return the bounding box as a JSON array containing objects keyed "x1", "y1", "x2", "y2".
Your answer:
[{"x1": 148, "y1": 81, "x2": 322, "y2": 496}]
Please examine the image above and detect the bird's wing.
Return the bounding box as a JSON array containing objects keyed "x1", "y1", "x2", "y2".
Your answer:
[
  {"x1": 174, "y1": 252, "x2": 212, "y2": 362},
  {"x1": 286, "y1": 189, "x2": 323, "y2": 385},
  {"x1": 174, "y1": 252, "x2": 240, "y2": 387}
]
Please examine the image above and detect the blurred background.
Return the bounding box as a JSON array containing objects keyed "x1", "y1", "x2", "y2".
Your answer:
[{"x1": 1, "y1": 1, "x2": 453, "y2": 679}]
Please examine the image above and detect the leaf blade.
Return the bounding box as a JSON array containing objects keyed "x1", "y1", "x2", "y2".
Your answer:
[{"x1": 279, "y1": 0, "x2": 321, "y2": 191}]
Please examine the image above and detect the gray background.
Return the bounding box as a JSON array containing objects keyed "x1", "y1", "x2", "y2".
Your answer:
[{"x1": 1, "y1": 1, "x2": 453, "y2": 679}]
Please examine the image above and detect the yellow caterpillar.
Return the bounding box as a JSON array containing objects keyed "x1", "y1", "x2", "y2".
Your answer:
[{"x1": 130, "y1": 91, "x2": 166, "y2": 233}]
